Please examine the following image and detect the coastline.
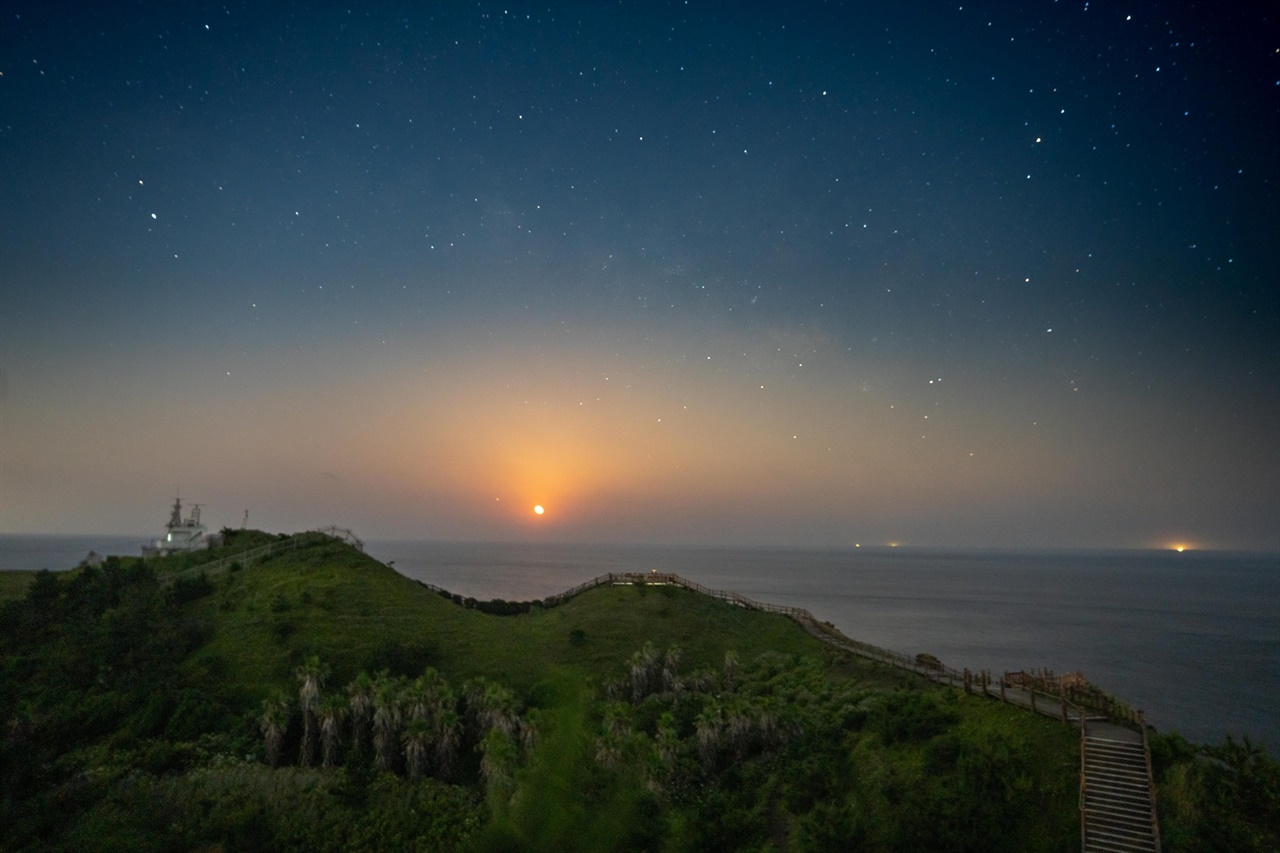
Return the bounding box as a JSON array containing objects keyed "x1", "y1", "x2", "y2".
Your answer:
[{"x1": 3, "y1": 534, "x2": 1276, "y2": 754}]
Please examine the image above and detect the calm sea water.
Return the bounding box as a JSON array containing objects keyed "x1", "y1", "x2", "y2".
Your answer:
[
  {"x1": 4, "y1": 535, "x2": 1276, "y2": 753},
  {"x1": 0, "y1": 534, "x2": 152, "y2": 572}
]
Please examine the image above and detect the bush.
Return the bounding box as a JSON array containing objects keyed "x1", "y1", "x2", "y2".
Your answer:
[
  {"x1": 271, "y1": 620, "x2": 295, "y2": 644},
  {"x1": 363, "y1": 637, "x2": 435, "y2": 677},
  {"x1": 877, "y1": 690, "x2": 960, "y2": 744},
  {"x1": 170, "y1": 573, "x2": 215, "y2": 605},
  {"x1": 474, "y1": 598, "x2": 533, "y2": 616}
]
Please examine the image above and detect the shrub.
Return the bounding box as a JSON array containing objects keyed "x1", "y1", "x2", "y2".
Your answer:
[
  {"x1": 877, "y1": 690, "x2": 960, "y2": 744},
  {"x1": 170, "y1": 573, "x2": 215, "y2": 605}
]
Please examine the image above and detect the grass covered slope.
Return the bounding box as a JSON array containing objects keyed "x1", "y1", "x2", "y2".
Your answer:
[
  {"x1": 3, "y1": 533, "x2": 1095, "y2": 851},
  {"x1": 193, "y1": 536, "x2": 847, "y2": 700}
]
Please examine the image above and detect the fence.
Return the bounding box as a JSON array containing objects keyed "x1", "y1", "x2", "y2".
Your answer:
[{"x1": 163, "y1": 529, "x2": 339, "y2": 583}]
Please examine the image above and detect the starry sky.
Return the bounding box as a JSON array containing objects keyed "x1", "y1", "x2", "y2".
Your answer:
[{"x1": 1, "y1": 1, "x2": 1277, "y2": 550}]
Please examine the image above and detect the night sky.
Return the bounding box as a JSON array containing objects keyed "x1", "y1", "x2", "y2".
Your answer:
[{"x1": 2, "y1": 1, "x2": 1277, "y2": 550}]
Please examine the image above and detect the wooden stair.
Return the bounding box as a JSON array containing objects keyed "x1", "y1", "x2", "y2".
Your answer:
[{"x1": 1082, "y1": 732, "x2": 1159, "y2": 852}]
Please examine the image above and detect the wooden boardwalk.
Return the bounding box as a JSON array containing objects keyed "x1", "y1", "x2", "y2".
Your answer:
[{"x1": 1081, "y1": 722, "x2": 1160, "y2": 852}]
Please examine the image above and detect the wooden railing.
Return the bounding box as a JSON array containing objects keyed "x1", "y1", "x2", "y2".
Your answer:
[
  {"x1": 163, "y1": 529, "x2": 339, "y2": 582},
  {"x1": 313, "y1": 526, "x2": 364, "y2": 552},
  {"x1": 164, "y1": 527, "x2": 372, "y2": 584}
]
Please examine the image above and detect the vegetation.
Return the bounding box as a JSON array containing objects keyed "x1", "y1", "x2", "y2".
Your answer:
[
  {"x1": 0, "y1": 569, "x2": 39, "y2": 602},
  {"x1": 1151, "y1": 732, "x2": 1280, "y2": 851},
  {"x1": 1, "y1": 533, "x2": 1274, "y2": 850}
]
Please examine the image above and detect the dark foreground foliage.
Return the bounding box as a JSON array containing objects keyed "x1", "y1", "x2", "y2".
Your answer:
[
  {"x1": 1, "y1": 560, "x2": 216, "y2": 794},
  {"x1": 1151, "y1": 731, "x2": 1280, "y2": 852}
]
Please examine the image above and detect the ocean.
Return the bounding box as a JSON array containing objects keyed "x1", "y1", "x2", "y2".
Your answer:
[
  {"x1": 3, "y1": 534, "x2": 1277, "y2": 753},
  {"x1": 0, "y1": 534, "x2": 153, "y2": 573}
]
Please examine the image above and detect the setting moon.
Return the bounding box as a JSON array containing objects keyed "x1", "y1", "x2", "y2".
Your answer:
[{"x1": 533, "y1": 505, "x2": 545, "y2": 515}]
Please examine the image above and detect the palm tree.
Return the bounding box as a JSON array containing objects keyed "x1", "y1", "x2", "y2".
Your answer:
[
  {"x1": 595, "y1": 731, "x2": 623, "y2": 769},
  {"x1": 755, "y1": 696, "x2": 780, "y2": 749},
  {"x1": 404, "y1": 675, "x2": 433, "y2": 726},
  {"x1": 317, "y1": 693, "x2": 347, "y2": 767},
  {"x1": 295, "y1": 655, "x2": 330, "y2": 767},
  {"x1": 479, "y1": 728, "x2": 517, "y2": 802},
  {"x1": 695, "y1": 698, "x2": 724, "y2": 770},
  {"x1": 662, "y1": 644, "x2": 683, "y2": 693},
  {"x1": 469, "y1": 680, "x2": 518, "y2": 737},
  {"x1": 725, "y1": 697, "x2": 752, "y2": 755},
  {"x1": 629, "y1": 641, "x2": 661, "y2": 702},
  {"x1": 685, "y1": 668, "x2": 717, "y2": 693},
  {"x1": 596, "y1": 703, "x2": 632, "y2": 768},
  {"x1": 436, "y1": 707, "x2": 462, "y2": 777},
  {"x1": 629, "y1": 650, "x2": 648, "y2": 702},
  {"x1": 372, "y1": 672, "x2": 405, "y2": 773},
  {"x1": 518, "y1": 707, "x2": 540, "y2": 755},
  {"x1": 655, "y1": 711, "x2": 680, "y2": 773},
  {"x1": 347, "y1": 671, "x2": 374, "y2": 758},
  {"x1": 403, "y1": 718, "x2": 433, "y2": 780},
  {"x1": 259, "y1": 692, "x2": 290, "y2": 768},
  {"x1": 602, "y1": 702, "x2": 632, "y2": 741},
  {"x1": 417, "y1": 667, "x2": 449, "y2": 717},
  {"x1": 723, "y1": 650, "x2": 740, "y2": 692},
  {"x1": 463, "y1": 678, "x2": 491, "y2": 737},
  {"x1": 434, "y1": 680, "x2": 457, "y2": 730}
]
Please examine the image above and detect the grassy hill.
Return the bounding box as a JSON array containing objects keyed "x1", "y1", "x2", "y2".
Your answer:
[
  {"x1": 2, "y1": 532, "x2": 1274, "y2": 851},
  {"x1": 191, "y1": 536, "x2": 857, "y2": 700}
]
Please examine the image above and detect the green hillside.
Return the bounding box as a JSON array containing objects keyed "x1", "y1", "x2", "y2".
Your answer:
[
  {"x1": 191, "y1": 536, "x2": 849, "y2": 701},
  {"x1": 1, "y1": 533, "x2": 1274, "y2": 851}
]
